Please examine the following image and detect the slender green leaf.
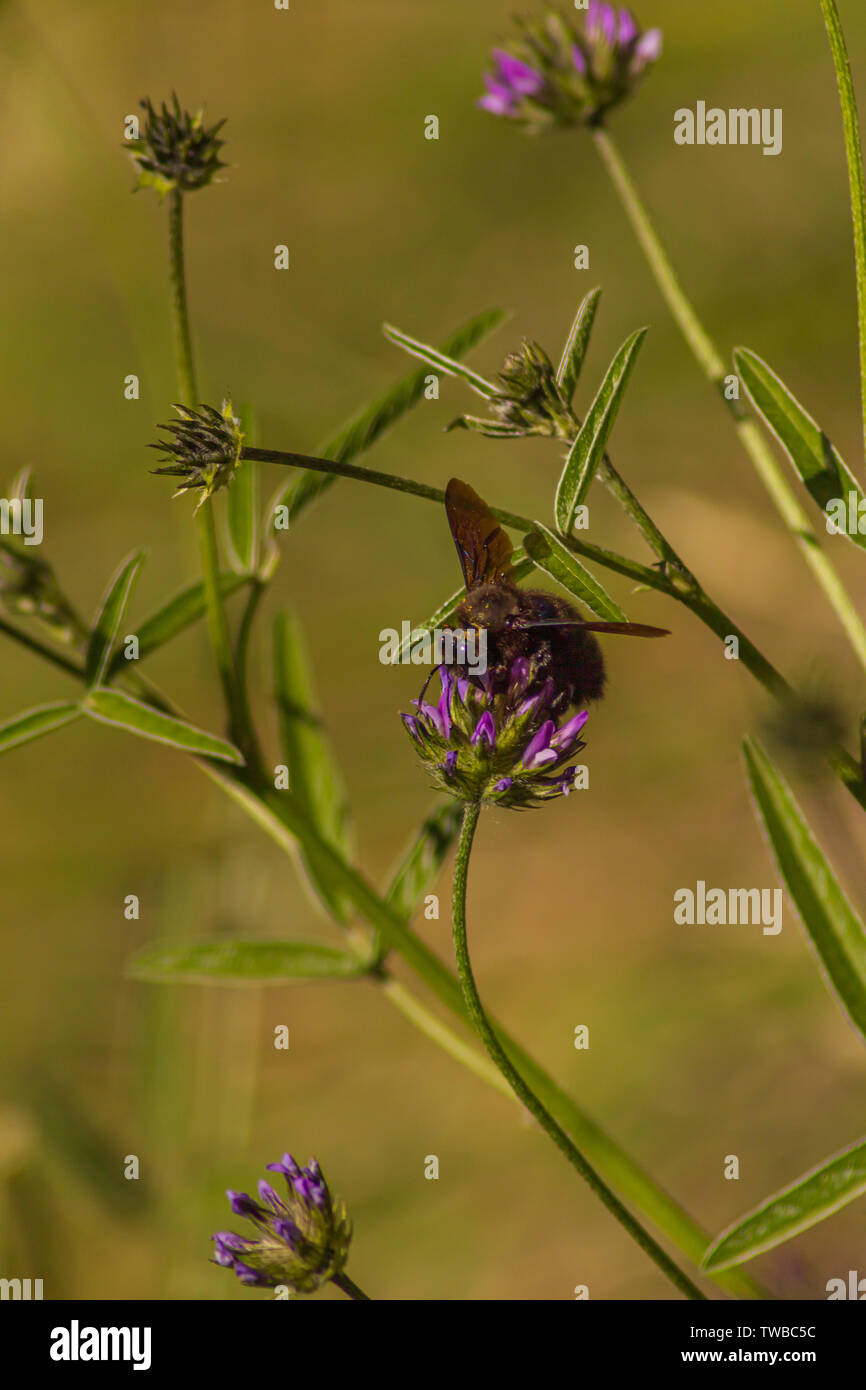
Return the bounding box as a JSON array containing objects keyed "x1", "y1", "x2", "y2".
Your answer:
[
  {"x1": 273, "y1": 613, "x2": 353, "y2": 921},
  {"x1": 395, "y1": 552, "x2": 534, "y2": 662},
  {"x1": 82, "y1": 688, "x2": 244, "y2": 764},
  {"x1": 267, "y1": 308, "x2": 507, "y2": 528},
  {"x1": 524, "y1": 526, "x2": 627, "y2": 621},
  {"x1": 382, "y1": 323, "x2": 497, "y2": 397},
  {"x1": 0, "y1": 702, "x2": 81, "y2": 755},
  {"x1": 735, "y1": 348, "x2": 866, "y2": 548},
  {"x1": 386, "y1": 802, "x2": 463, "y2": 921},
  {"x1": 225, "y1": 404, "x2": 260, "y2": 575},
  {"x1": 743, "y1": 736, "x2": 866, "y2": 1039},
  {"x1": 85, "y1": 550, "x2": 145, "y2": 687},
  {"x1": 555, "y1": 329, "x2": 646, "y2": 534},
  {"x1": 703, "y1": 1133, "x2": 866, "y2": 1270},
  {"x1": 129, "y1": 939, "x2": 366, "y2": 986},
  {"x1": 111, "y1": 573, "x2": 246, "y2": 675},
  {"x1": 556, "y1": 286, "x2": 603, "y2": 402}
]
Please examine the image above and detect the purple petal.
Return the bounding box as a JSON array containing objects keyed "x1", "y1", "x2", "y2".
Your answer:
[
  {"x1": 522, "y1": 719, "x2": 556, "y2": 768},
  {"x1": 617, "y1": 8, "x2": 638, "y2": 45},
  {"x1": 226, "y1": 1190, "x2": 262, "y2": 1219},
  {"x1": 631, "y1": 28, "x2": 662, "y2": 68},
  {"x1": 471, "y1": 710, "x2": 496, "y2": 747},
  {"x1": 551, "y1": 710, "x2": 589, "y2": 752},
  {"x1": 420, "y1": 701, "x2": 445, "y2": 736},
  {"x1": 402, "y1": 713, "x2": 420, "y2": 740},
  {"x1": 572, "y1": 44, "x2": 587, "y2": 76},
  {"x1": 441, "y1": 750, "x2": 458, "y2": 778},
  {"x1": 492, "y1": 777, "x2": 513, "y2": 793},
  {"x1": 601, "y1": 4, "x2": 617, "y2": 44},
  {"x1": 257, "y1": 1180, "x2": 287, "y2": 1213},
  {"x1": 493, "y1": 48, "x2": 544, "y2": 96},
  {"x1": 479, "y1": 89, "x2": 515, "y2": 117}
]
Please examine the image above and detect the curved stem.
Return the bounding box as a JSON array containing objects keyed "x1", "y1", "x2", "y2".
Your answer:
[
  {"x1": 450, "y1": 801, "x2": 706, "y2": 1301},
  {"x1": 591, "y1": 126, "x2": 866, "y2": 676},
  {"x1": 819, "y1": 0, "x2": 866, "y2": 466},
  {"x1": 331, "y1": 1271, "x2": 371, "y2": 1301}
]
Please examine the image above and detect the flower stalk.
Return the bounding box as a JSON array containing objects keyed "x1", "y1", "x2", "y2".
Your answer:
[
  {"x1": 451, "y1": 800, "x2": 706, "y2": 1300},
  {"x1": 590, "y1": 124, "x2": 866, "y2": 676}
]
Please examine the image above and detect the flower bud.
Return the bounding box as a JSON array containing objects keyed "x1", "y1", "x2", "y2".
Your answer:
[
  {"x1": 449, "y1": 339, "x2": 573, "y2": 438},
  {"x1": 127, "y1": 95, "x2": 227, "y2": 197},
  {"x1": 212, "y1": 1153, "x2": 352, "y2": 1294},
  {"x1": 479, "y1": 5, "x2": 663, "y2": 132},
  {"x1": 150, "y1": 400, "x2": 244, "y2": 507}
]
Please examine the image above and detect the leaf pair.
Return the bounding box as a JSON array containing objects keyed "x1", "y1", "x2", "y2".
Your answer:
[{"x1": 0, "y1": 549, "x2": 244, "y2": 765}]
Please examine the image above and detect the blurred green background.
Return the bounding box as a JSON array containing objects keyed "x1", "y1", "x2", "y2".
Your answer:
[{"x1": 2, "y1": 0, "x2": 866, "y2": 1300}]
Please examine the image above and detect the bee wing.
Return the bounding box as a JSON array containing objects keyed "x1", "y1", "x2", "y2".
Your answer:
[
  {"x1": 445, "y1": 478, "x2": 514, "y2": 590},
  {"x1": 524, "y1": 620, "x2": 670, "y2": 637}
]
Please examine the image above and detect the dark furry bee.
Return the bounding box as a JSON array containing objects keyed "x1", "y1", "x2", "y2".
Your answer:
[{"x1": 446, "y1": 477, "x2": 669, "y2": 709}]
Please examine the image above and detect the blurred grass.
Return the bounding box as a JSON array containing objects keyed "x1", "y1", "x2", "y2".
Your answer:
[{"x1": 2, "y1": 0, "x2": 866, "y2": 1298}]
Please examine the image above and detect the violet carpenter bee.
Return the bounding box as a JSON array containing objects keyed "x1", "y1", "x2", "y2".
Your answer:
[{"x1": 445, "y1": 477, "x2": 669, "y2": 709}]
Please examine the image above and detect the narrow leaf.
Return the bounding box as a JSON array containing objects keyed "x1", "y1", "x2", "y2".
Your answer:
[
  {"x1": 82, "y1": 688, "x2": 244, "y2": 764},
  {"x1": 383, "y1": 323, "x2": 497, "y2": 397},
  {"x1": 273, "y1": 613, "x2": 353, "y2": 922},
  {"x1": 386, "y1": 802, "x2": 463, "y2": 921},
  {"x1": 0, "y1": 702, "x2": 81, "y2": 755},
  {"x1": 268, "y1": 308, "x2": 507, "y2": 528},
  {"x1": 556, "y1": 286, "x2": 603, "y2": 402},
  {"x1": 85, "y1": 550, "x2": 145, "y2": 687},
  {"x1": 743, "y1": 736, "x2": 866, "y2": 1039},
  {"x1": 555, "y1": 328, "x2": 646, "y2": 535},
  {"x1": 703, "y1": 1134, "x2": 866, "y2": 1270},
  {"x1": 735, "y1": 348, "x2": 866, "y2": 548},
  {"x1": 524, "y1": 526, "x2": 628, "y2": 621},
  {"x1": 225, "y1": 403, "x2": 259, "y2": 574},
  {"x1": 129, "y1": 939, "x2": 366, "y2": 986},
  {"x1": 114, "y1": 572, "x2": 246, "y2": 673}
]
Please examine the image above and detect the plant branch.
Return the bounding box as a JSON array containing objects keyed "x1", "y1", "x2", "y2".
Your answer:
[{"x1": 591, "y1": 125, "x2": 866, "y2": 675}]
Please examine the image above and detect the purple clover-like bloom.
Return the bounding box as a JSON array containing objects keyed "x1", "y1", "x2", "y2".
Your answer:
[
  {"x1": 211, "y1": 1152, "x2": 352, "y2": 1294},
  {"x1": 478, "y1": 5, "x2": 662, "y2": 132},
  {"x1": 402, "y1": 655, "x2": 589, "y2": 809}
]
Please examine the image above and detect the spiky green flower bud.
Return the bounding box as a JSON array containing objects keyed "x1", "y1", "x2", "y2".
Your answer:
[
  {"x1": 450, "y1": 339, "x2": 573, "y2": 438},
  {"x1": 126, "y1": 95, "x2": 227, "y2": 197},
  {"x1": 150, "y1": 400, "x2": 244, "y2": 508}
]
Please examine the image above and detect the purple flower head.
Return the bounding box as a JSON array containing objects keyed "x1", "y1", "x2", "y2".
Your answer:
[
  {"x1": 400, "y1": 657, "x2": 590, "y2": 810},
  {"x1": 478, "y1": 6, "x2": 663, "y2": 132},
  {"x1": 212, "y1": 1152, "x2": 352, "y2": 1295}
]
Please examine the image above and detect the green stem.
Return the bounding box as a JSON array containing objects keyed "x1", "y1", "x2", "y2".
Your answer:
[
  {"x1": 591, "y1": 125, "x2": 866, "y2": 676},
  {"x1": 819, "y1": 0, "x2": 866, "y2": 467},
  {"x1": 331, "y1": 1271, "x2": 371, "y2": 1301},
  {"x1": 450, "y1": 802, "x2": 706, "y2": 1301},
  {"x1": 168, "y1": 188, "x2": 248, "y2": 749}
]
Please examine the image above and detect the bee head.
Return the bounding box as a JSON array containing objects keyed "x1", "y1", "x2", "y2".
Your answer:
[{"x1": 460, "y1": 584, "x2": 521, "y2": 633}]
